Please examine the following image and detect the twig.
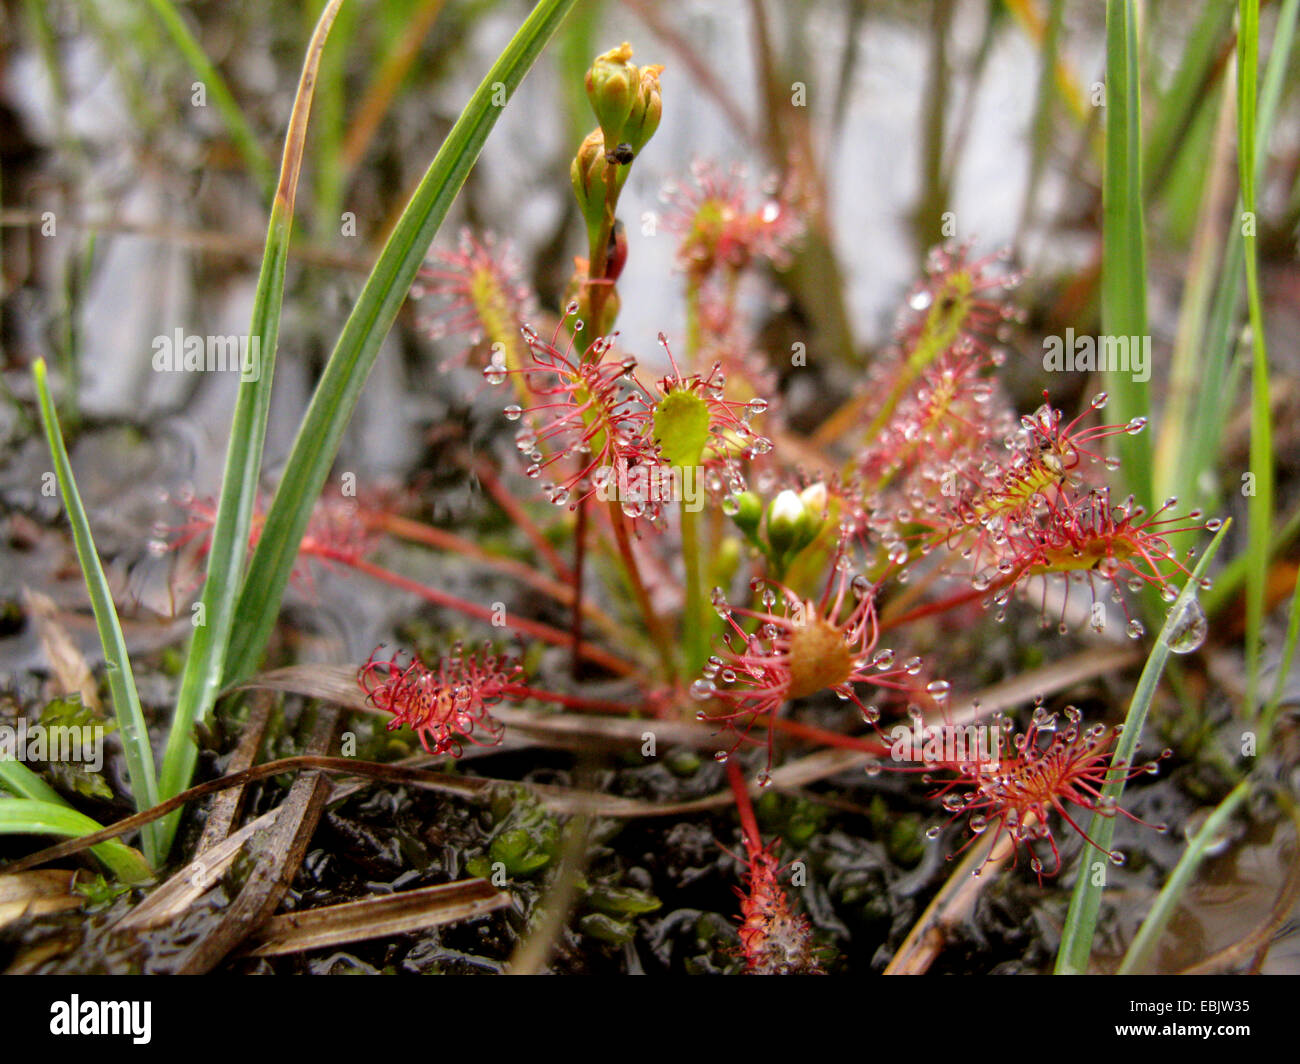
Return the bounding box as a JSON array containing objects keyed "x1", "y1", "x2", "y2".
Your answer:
[{"x1": 245, "y1": 878, "x2": 510, "y2": 957}]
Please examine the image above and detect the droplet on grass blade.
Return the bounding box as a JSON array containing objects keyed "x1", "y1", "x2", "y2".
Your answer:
[{"x1": 1165, "y1": 597, "x2": 1207, "y2": 655}]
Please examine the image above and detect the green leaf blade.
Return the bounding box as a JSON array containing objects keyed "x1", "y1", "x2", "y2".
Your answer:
[
  {"x1": 0, "y1": 798, "x2": 153, "y2": 884},
  {"x1": 224, "y1": 0, "x2": 580, "y2": 687},
  {"x1": 31, "y1": 359, "x2": 161, "y2": 866}
]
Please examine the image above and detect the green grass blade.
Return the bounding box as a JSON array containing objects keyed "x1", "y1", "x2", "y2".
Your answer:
[
  {"x1": 31, "y1": 359, "x2": 161, "y2": 866},
  {"x1": 1254, "y1": 0, "x2": 1299, "y2": 167},
  {"x1": 1239, "y1": 0, "x2": 1274, "y2": 720},
  {"x1": 1102, "y1": 0, "x2": 1151, "y2": 513},
  {"x1": 1142, "y1": 0, "x2": 1234, "y2": 201},
  {"x1": 144, "y1": 0, "x2": 275, "y2": 198},
  {"x1": 1018, "y1": 0, "x2": 1062, "y2": 236},
  {"x1": 223, "y1": 0, "x2": 580, "y2": 685},
  {"x1": 1182, "y1": 223, "x2": 1245, "y2": 510},
  {"x1": 1261, "y1": 554, "x2": 1300, "y2": 741},
  {"x1": 1202, "y1": 498, "x2": 1300, "y2": 619},
  {"x1": 1117, "y1": 777, "x2": 1250, "y2": 974},
  {"x1": 556, "y1": 0, "x2": 607, "y2": 152},
  {"x1": 1179, "y1": 0, "x2": 1296, "y2": 515},
  {"x1": 0, "y1": 799, "x2": 153, "y2": 883},
  {"x1": 1054, "y1": 520, "x2": 1231, "y2": 974},
  {"x1": 0, "y1": 760, "x2": 152, "y2": 883},
  {"x1": 1152, "y1": 70, "x2": 1233, "y2": 513},
  {"x1": 0, "y1": 759, "x2": 64, "y2": 803},
  {"x1": 1079, "y1": 2, "x2": 1295, "y2": 943},
  {"x1": 156, "y1": 0, "x2": 346, "y2": 858}
]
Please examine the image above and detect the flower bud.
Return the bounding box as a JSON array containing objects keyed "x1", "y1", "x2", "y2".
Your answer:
[
  {"x1": 571, "y1": 129, "x2": 611, "y2": 238},
  {"x1": 622, "y1": 64, "x2": 663, "y2": 154},
  {"x1": 766, "y1": 489, "x2": 808, "y2": 557},
  {"x1": 794, "y1": 482, "x2": 829, "y2": 549},
  {"x1": 732, "y1": 491, "x2": 763, "y2": 537},
  {"x1": 799, "y1": 482, "x2": 828, "y2": 518},
  {"x1": 585, "y1": 42, "x2": 638, "y2": 145}
]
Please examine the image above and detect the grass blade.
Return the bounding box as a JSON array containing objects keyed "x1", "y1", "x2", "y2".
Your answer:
[
  {"x1": 0, "y1": 743, "x2": 153, "y2": 883},
  {"x1": 1238, "y1": 0, "x2": 1274, "y2": 720},
  {"x1": 1117, "y1": 778, "x2": 1251, "y2": 974},
  {"x1": 143, "y1": 0, "x2": 275, "y2": 197},
  {"x1": 31, "y1": 359, "x2": 161, "y2": 866},
  {"x1": 1054, "y1": 519, "x2": 1231, "y2": 974},
  {"x1": 0, "y1": 799, "x2": 152, "y2": 883},
  {"x1": 1263, "y1": 572, "x2": 1300, "y2": 736},
  {"x1": 1202, "y1": 500, "x2": 1300, "y2": 619},
  {"x1": 0, "y1": 759, "x2": 66, "y2": 804},
  {"x1": 1177, "y1": 0, "x2": 1297, "y2": 521},
  {"x1": 1102, "y1": 0, "x2": 1151, "y2": 512},
  {"x1": 1152, "y1": 70, "x2": 1234, "y2": 513},
  {"x1": 156, "y1": 0, "x2": 346, "y2": 857},
  {"x1": 223, "y1": 0, "x2": 580, "y2": 686},
  {"x1": 1142, "y1": 1, "x2": 1234, "y2": 201}
]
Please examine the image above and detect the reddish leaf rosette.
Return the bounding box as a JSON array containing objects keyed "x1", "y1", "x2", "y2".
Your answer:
[
  {"x1": 926, "y1": 704, "x2": 1170, "y2": 882},
  {"x1": 357, "y1": 644, "x2": 521, "y2": 756},
  {"x1": 697, "y1": 540, "x2": 922, "y2": 780}
]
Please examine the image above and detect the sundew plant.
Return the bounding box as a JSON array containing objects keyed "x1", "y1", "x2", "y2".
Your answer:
[{"x1": 0, "y1": 0, "x2": 1297, "y2": 978}]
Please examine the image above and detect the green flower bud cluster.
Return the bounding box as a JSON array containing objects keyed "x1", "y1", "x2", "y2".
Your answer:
[
  {"x1": 570, "y1": 43, "x2": 663, "y2": 273},
  {"x1": 730, "y1": 484, "x2": 830, "y2": 573},
  {"x1": 584, "y1": 42, "x2": 663, "y2": 156}
]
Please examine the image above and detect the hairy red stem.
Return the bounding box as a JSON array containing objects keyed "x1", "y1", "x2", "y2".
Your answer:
[
  {"x1": 725, "y1": 757, "x2": 763, "y2": 854},
  {"x1": 571, "y1": 496, "x2": 587, "y2": 679}
]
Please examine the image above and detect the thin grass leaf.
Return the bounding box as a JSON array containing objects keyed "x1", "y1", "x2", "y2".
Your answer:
[
  {"x1": 556, "y1": 0, "x2": 606, "y2": 151},
  {"x1": 0, "y1": 759, "x2": 66, "y2": 805},
  {"x1": 1142, "y1": 0, "x2": 1234, "y2": 201},
  {"x1": 1261, "y1": 558, "x2": 1300, "y2": 742},
  {"x1": 1152, "y1": 71, "x2": 1234, "y2": 514},
  {"x1": 1117, "y1": 777, "x2": 1251, "y2": 974},
  {"x1": 156, "y1": 0, "x2": 346, "y2": 858},
  {"x1": 1054, "y1": 520, "x2": 1231, "y2": 974},
  {"x1": 0, "y1": 747, "x2": 153, "y2": 882},
  {"x1": 1183, "y1": 221, "x2": 1245, "y2": 511},
  {"x1": 1204, "y1": 501, "x2": 1300, "y2": 621},
  {"x1": 1239, "y1": 0, "x2": 1275, "y2": 721},
  {"x1": 1102, "y1": 0, "x2": 1151, "y2": 513},
  {"x1": 223, "y1": 0, "x2": 580, "y2": 686},
  {"x1": 31, "y1": 359, "x2": 161, "y2": 866},
  {"x1": 0, "y1": 799, "x2": 152, "y2": 884},
  {"x1": 1017, "y1": 0, "x2": 1062, "y2": 237},
  {"x1": 1178, "y1": 0, "x2": 1296, "y2": 542},
  {"x1": 144, "y1": 0, "x2": 275, "y2": 197}
]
